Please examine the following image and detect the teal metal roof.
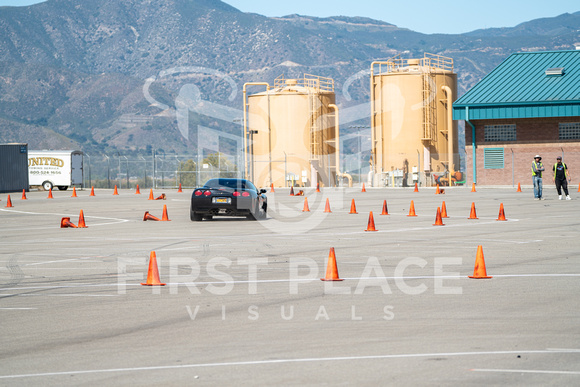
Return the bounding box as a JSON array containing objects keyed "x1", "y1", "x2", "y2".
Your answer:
[{"x1": 453, "y1": 50, "x2": 580, "y2": 120}]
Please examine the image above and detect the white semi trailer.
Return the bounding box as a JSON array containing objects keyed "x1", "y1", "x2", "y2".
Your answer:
[{"x1": 28, "y1": 150, "x2": 83, "y2": 191}]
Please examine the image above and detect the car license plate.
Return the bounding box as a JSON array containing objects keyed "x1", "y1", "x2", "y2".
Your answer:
[{"x1": 213, "y1": 197, "x2": 231, "y2": 204}]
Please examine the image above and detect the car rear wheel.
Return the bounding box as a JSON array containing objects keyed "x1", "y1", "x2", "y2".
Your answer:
[{"x1": 191, "y1": 210, "x2": 203, "y2": 221}]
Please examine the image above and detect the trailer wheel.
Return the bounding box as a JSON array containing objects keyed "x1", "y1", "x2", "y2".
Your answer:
[
  {"x1": 57, "y1": 186, "x2": 68, "y2": 191},
  {"x1": 42, "y1": 181, "x2": 53, "y2": 191}
]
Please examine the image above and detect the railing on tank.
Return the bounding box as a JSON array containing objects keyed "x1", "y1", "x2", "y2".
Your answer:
[
  {"x1": 371, "y1": 52, "x2": 453, "y2": 75},
  {"x1": 273, "y1": 74, "x2": 334, "y2": 92}
]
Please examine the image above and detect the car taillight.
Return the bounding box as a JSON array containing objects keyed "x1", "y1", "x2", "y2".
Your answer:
[
  {"x1": 241, "y1": 191, "x2": 250, "y2": 197},
  {"x1": 204, "y1": 190, "x2": 212, "y2": 196},
  {"x1": 233, "y1": 191, "x2": 241, "y2": 197},
  {"x1": 194, "y1": 190, "x2": 202, "y2": 196}
]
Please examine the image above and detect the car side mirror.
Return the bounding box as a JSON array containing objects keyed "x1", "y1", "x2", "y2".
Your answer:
[{"x1": 260, "y1": 189, "x2": 267, "y2": 194}]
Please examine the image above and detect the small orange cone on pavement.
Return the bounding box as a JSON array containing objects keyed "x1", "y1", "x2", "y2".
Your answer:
[
  {"x1": 433, "y1": 207, "x2": 444, "y2": 226},
  {"x1": 135, "y1": 184, "x2": 141, "y2": 194},
  {"x1": 71, "y1": 187, "x2": 77, "y2": 198},
  {"x1": 148, "y1": 189, "x2": 154, "y2": 200},
  {"x1": 349, "y1": 199, "x2": 358, "y2": 214},
  {"x1": 78, "y1": 210, "x2": 87, "y2": 228},
  {"x1": 414, "y1": 182, "x2": 419, "y2": 193},
  {"x1": 290, "y1": 186, "x2": 295, "y2": 196},
  {"x1": 435, "y1": 184, "x2": 440, "y2": 195},
  {"x1": 407, "y1": 200, "x2": 417, "y2": 217},
  {"x1": 155, "y1": 193, "x2": 166, "y2": 200},
  {"x1": 90, "y1": 186, "x2": 95, "y2": 196},
  {"x1": 381, "y1": 200, "x2": 389, "y2": 215},
  {"x1": 161, "y1": 205, "x2": 170, "y2": 221},
  {"x1": 21, "y1": 189, "x2": 27, "y2": 200},
  {"x1": 441, "y1": 201, "x2": 449, "y2": 218},
  {"x1": 113, "y1": 185, "x2": 119, "y2": 195},
  {"x1": 141, "y1": 251, "x2": 166, "y2": 286},
  {"x1": 577, "y1": 183, "x2": 580, "y2": 192},
  {"x1": 471, "y1": 183, "x2": 476, "y2": 192},
  {"x1": 468, "y1": 202, "x2": 478, "y2": 219},
  {"x1": 270, "y1": 183, "x2": 275, "y2": 193},
  {"x1": 48, "y1": 189, "x2": 53, "y2": 199},
  {"x1": 143, "y1": 211, "x2": 161, "y2": 221},
  {"x1": 365, "y1": 211, "x2": 378, "y2": 232},
  {"x1": 316, "y1": 183, "x2": 320, "y2": 193},
  {"x1": 469, "y1": 245, "x2": 492, "y2": 279},
  {"x1": 178, "y1": 183, "x2": 183, "y2": 193},
  {"x1": 320, "y1": 247, "x2": 343, "y2": 281},
  {"x1": 302, "y1": 197, "x2": 310, "y2": 212},
  {"x1": 361, "y1": 183, "x2": 366, "y2": 193},
  {"x1": 516, "y1": 183, "x2": 522, "y2": 192},
  {"x1": 496, "y1": 203, "x2": 507, "y2": 221},
  {"x1": 5, "y1": 195, "x2": 13, "y2": 208},
  {"x1": 60, "y1": 217, "x2": 78, "y2": 228},
  {"x1": 324, "y1": 198, "x2": 332, "y2": 213}
]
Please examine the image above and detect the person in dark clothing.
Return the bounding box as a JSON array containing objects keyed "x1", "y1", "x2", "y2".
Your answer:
[{"x1": 553, "y1": 156, "x2": 571, "y2": 200}]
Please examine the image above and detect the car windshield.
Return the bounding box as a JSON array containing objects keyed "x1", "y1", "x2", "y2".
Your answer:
[{"x1": 203, "y1": 179, "x2": 257, "y2": 191}]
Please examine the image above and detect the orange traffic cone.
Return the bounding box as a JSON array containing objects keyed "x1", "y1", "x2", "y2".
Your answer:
[
  {"x1": 407, "y1": 200, "x2": 417, "y2": 217},
  {"x1": 577, "y1": 183, "x2": 580, "y2": 192},
  {"x1": 469, "y1": 245, "x2": 492, "y2": 279},
  {"x1": 290, "y1": 186, "x2": 295, "y2": 196},
  {"x1": 414, "y1": 183, "x2": 419, "y2": 193},
  {"x1": 433, "y1": 207, "x2": 444, "y2": 226},
  {"x1": 471, "y1": 183, "x2": 476, "y2": 192},
  {"x1": 324, "y1": 198, "x2": 332, "y2": 213},
  {"x1": 5, "y1": 195, "x2": 13, "y2": 208},
  {"x1": 270, "y1": 183, "x2": 275, "y2": 193},
  {"x1": 136, "y1": 184, "x2": 141, "y2": 194},
  {"x1": 143, "y1": 211, "x2": 161, "y2": 221},
  {"x1": 155, "y1": 193, "x2": 166, "y2": 200},
  {"x1": 381, "y1": 200, "x2": 389, "y2": 215},
  {"x1": 71, "y1": 187, "x2": 77, "y2": 198},
  {"x1": 161, "y1": 205, "x2": 170, "y2": 221},
  {"x1": 178, "y1": 183, "x2": 183, "y2": 193},
  {"x1": 316, "y1": 183, "x2": 320, "y2": 193},
  {"x1": 496, "y1": 203, "x2": 507, "y2": 221},
  {"x1": 90, "y1": 186, "x2": 95, "y2": 196},
  {"x1": 60, "y1": 217, "x2": 78, "y2": 228},
  {"x1": 365, "y1": 211, "x2": 377, "y2": 232},
  {"x1": 78, "y1": 210, "x2": 87, "y2": 228},
  {"x1": 302, "y1": 197, "x2": 310, "y2": 212},
  {"x1": 141, "y1": 251, "x2": 166, "y2": 286},
  {"x1": 441, "y1": 201, "x2": 449, "y2": 218},
  {"x1": 361, "y1": 183, "x2": 366, "y2": 193},
  {"x1": 148, "y1": 189, "x2": 154, "y2": 200},
  {"x1": 48, "y1": 189, "x2": 53, "y2": 199},
  {"x1": 349, "y1": 199, "x2": 358, "y2": 214},
  {"x1": 468, "y1": 202, "x2": 478, "y2": 219},
  {"x1": 113, "y1": 185, "x2": 119, "y2": 195},
  {"x1": 516, "y1": 183, "x2": 522, "y2": 192},
  {"x1": 321, "y1": 247, "x2": 343, "y2": 281},
  {"x1": 21, "y1": 189, "x2": 27, "y2": 200},
  {"x1": 435, "y1": 184, "x2": 440, "y2": 195}
]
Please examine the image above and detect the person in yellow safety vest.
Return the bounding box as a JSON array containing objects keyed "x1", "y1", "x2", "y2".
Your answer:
[
  {"x1": 553, "y1": 156, "x2": 571, "y2": 200},
  {"x1": 531, "y1": 155, "x2": 545, "y2": 200}
]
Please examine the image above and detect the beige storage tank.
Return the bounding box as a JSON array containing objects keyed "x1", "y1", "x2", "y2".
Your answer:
[
  {"x1": 243, "y1": 74, "x2": 350, "y2": 188},
  {"x1": 370, "y1": 53, "x2": 459, "y2": 187}
]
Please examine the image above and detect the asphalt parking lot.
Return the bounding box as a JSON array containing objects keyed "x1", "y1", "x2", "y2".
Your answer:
[{"x1": 1, "y1": 185, "x2": 579, "y2": 386}]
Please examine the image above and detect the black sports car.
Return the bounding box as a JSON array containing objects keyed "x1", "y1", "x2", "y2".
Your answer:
[{"x1": 190, "y1": 178, "x2": 267, "y2": 221}]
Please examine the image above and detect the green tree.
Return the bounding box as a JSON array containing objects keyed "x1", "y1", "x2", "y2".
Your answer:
[
  {"x1": 178, "y1": 159, "x2": 197, "y2": 187},
  {"x1": 202, "y1": 153, "x2": 237, "y2": 178}
]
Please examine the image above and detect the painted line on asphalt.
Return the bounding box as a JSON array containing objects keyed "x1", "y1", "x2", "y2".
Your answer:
[
  {"x1": 0, "y1": 208, "x2": 130, "y2": 227},
  {"x1": 0, "y1": 349, "x2": 578, "y2": 379},
  {"x1": 472, "y1": 368, "x2": 580, "y2": 375},
  {"x1": 0, "y1": 307, "x2": 37, "y2": 310}
]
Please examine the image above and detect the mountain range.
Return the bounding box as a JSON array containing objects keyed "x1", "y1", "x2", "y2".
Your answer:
[{"x1": 0, "y1": 0, "x2": 578, "y2": 154}]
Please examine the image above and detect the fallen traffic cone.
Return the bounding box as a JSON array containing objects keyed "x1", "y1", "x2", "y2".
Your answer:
[
  {"x1": 361, "y1": 183, "x2": 366, "y2": 193},
  {"x1": 141, "y1": 251, "x2": 166, "y2": 286},
  {"x1": 161, "y1": 205, "x2": 170, "y2": 221},
  {"x1": 316, "y1": 183, "x2": 320, "y2": 193},
  {"x1": 471, "y1": 183, "x2": 476, "y2": 192},
  {"x1": 48, "y1": 189, "x2": 53, "y2": 199},
  {"x1": 155, "y1": 193, "x2": 166, "y2": 200},
  {"x1": 435, "y1": 184, "x2": 440, "y2": 194},
  {"x1": 21, "y1": 189, "x2": 27, "y2": 200},
  {"x1": 365, "y1": 211, "x2": 377, "y2": 232},
  {"x1": 290, "y1": 186, "x2": 295, "y2": 196},
  {"x1": 407, "y1": 200, "x2": 417, "y2": 217},
  {"x1": 135, "y1": 184, "x2": 141, "y2": 194},
  {"x1": 441, "y1": 201, "x2": 449, "y2": 218},
  {"x1": 78, "y1": 210, "x2": 87, "y2": 228},
  {"x1": 414, "y1": 183, "x2": 419, "y2": 193},
  {"x1": 433, "y1": 207, "x2": 444, "y2": 226},
  {"x1": 302, "y1": 197, "x2": 310, "y2": 212},
  {"x1": 143, "y1": 211, "x2": 161, "y2": 221},
  {"x1": 71, "y1": 187, "x2": 77, "y2": 197},
  {"x1": 113, "y1": 185, "x2": 119, "y2": 195},
  {"x1": 349, "y1": 199, "x2": 358, "y2": 214},
  {"x1": 148, "y1": 189, "x2": 154, "y2": 200},
  {"x1": 496, "y1": 203, "x2": 507, "y2": 221},
  {"x1": 5, "y1": 195, "x2": 13, "y2": 208},
  {"x1": 323, "y1": 198, "x2": 332, "y2": 213},
  {"x1": 578, "y1": 183, "x2": 580, "y2": 192},
  {"x1": 320, "y1": 247, "x2": 343, "y2": 281},
  {"x1": 468, "y1": 245, "x2": 492, "y2": 279},
  {"x1": 60, "y1": 217, "x2": 78, "y2": 228},
  {"x1": 270, "y1": 183, "x2": 275, "y2": 193},
  {"x1": 380, "y1": 200, "x2": 389, "y2": 215},
  {"x1": 90, "y1": 186, "x2": 95, "y2": 196},
  {"x1": 468, "y1": 202, "x2": 478, "y2": 219},
  {"x1": 178, "y1": 183, "x2": 183, "y2": 193},
  {"x1": 516, "y1": 183, "x2": 522, "y2": 192}
]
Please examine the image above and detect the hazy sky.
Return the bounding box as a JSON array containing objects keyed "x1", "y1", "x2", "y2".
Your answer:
[{"x1": 0, "y1": 0, "x2": 578, "y2": 34}]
